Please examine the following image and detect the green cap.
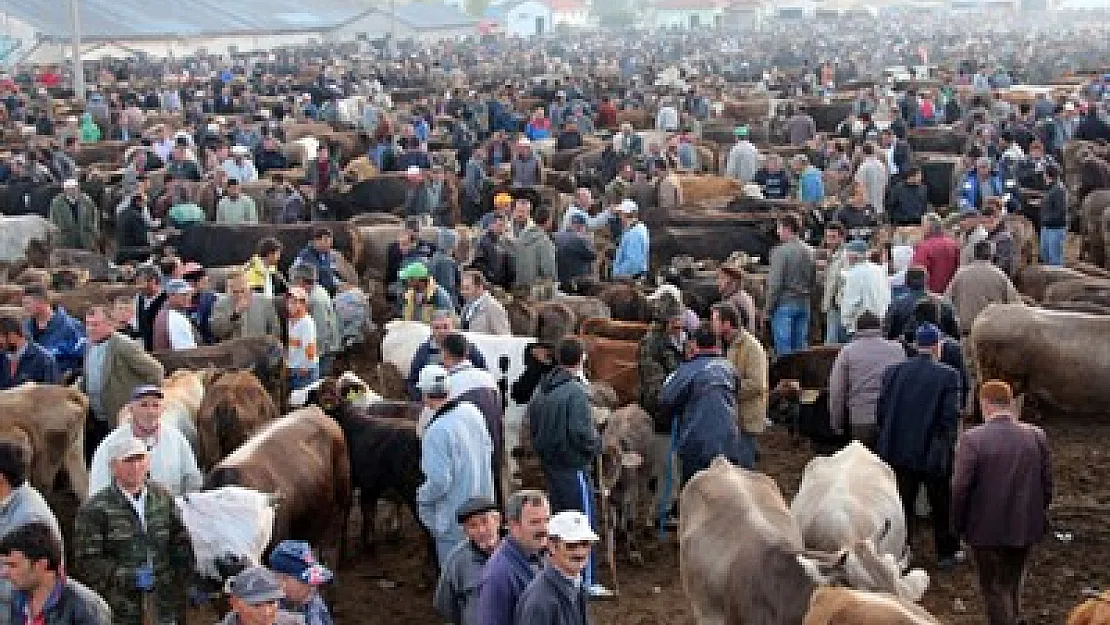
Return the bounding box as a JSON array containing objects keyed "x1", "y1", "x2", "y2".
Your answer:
[
  {"x1": 734, "y1": 125, "x2": 749, "y2": 137},
  {"x1": 399, "y1": 262, "x2": 429, "y2": 280}
]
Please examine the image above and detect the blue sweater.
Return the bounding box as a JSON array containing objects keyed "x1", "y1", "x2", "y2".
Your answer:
[
  {"x1": 23, "y1": 308, "x2": 86, "y2": 377},
  {"x1": 0, "y1": 342, "x2": 60, "y2": 389},
  {"x1": 407, "y1": 340, "x2": 488, "y2": 400},
  {"x1": 612, "y1": 221, "x2": 649, "y2": 278},
  {"x1": 478, "y1": 537, "x2": 540, "y2": 625},
  {"x1": 797, "y1": 166, "x2": 825, "y2": 203}
]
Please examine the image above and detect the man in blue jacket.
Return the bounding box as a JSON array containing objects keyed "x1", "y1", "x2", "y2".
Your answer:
[
  {"x1": 611, "y1": 200, "x2": 649, "y2": 280},
  {"x1": 875, "y1": 323, "x2": 963, "y2": 569},
  {"x1": 0, "y1": 315, "x2": 59, "y2": 389},
  {"x1": 21, "y1": 285, "x2": 85, "y2": 380},
  {"x1": 407, "y1": 312, "x2": 487, "y2": 400},
  {"x1": 478, "y1": 489, "x2": 550, "y2": 625},
  {"x1": 792, "y1": 154, "x2": 825, "y2": 204},
  {"x1": 660, "y1": 328, "x2": 746, "y2": 481},
  {"x1": 294, "y1": 228, "x2": 341, "y2": 296}
]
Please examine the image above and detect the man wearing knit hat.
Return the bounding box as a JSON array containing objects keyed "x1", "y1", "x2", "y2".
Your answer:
[
  {"x1": 953, "y1": 381, "x2": 1052, "y2": 625},
  {"x1": 875, "y1": 322, "x2": 963, "y2": 569},
  {"x1": 433, "y1": 496, "x2": 501, "y2": 625},
  {"x1": 268, "y1": 540, "x2": 334, "y2": 625}
]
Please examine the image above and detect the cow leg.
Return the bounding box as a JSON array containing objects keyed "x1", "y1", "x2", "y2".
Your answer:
[
  {"x1": 64, "y1": 431, "x2": 90, "y2": 502},
  {"x1": 360, "y1": 489, "x2": 377, "y2": 553}
]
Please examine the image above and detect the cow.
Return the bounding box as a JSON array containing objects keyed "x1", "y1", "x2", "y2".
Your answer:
[
  {"x1": 791, "y1": 442, "x2": 920, "y2": 591},
  {"x1": 768, "y1": 346, "x2": 843, "y2": 447},
  {"x1": 597, "y1": 405, "x2": 657, "y2": 565},
  {"x1": 675, "y1": 175, "x2": 744, "y2": 204},
  {"x1": 0, "y1": 216, "x2": 56, "y2": 279},
  {"x1": 1068, "y1": 591, "x2": 1110, "y2": 625},
  {"x1": 680, "y1": 458, "x2": 929, "y2": 625},
  {"x1": 802, "y1": 587, "x2": 941, "y2": 625},
  {"x1": 170, "y1": 222, "x2": 364, "y2": 276},
  {"x1": 118, "y1": 369, "x2": 205, "y2": 454},
  {"x1": 195, "y1": 370, "x2": 279, "y2": 470},
  {"x1": 579, "y1": 335, "x2": 639, "y2": 407},
  {"x1": 505, "y1": 300, "x2": 577, "y2": 342},
  {"x1": 0, "y1": 384, "x2": 89, "y2": 500},
  {"x1": 551, "y1": 295, "x2": 611, "y2": 327},
  {"x1": 579, "y1": 318, "x2": 650, "y2": 342},
  {"x1": 1043, "y1": 277, "x2": 1110, "y2": 310},
  {"x1": 972, "y1": 303, "x2": 1110, "y2": 417},
  {"x1": 205, "y1": 407, "x2": 351, "y2": 564},
  {"x1": 154, "y1": 336, "x2": 285, "y2": 407},
  {"x1": 1017, "y1": 264, "x2": 1088, "y2": 302},
  {"x1": 597, "y1": 283, "x2": 651, "y2": 322},
  {"x1": 1084, "y1": 190, "x2": 1110, "y2": 267}
]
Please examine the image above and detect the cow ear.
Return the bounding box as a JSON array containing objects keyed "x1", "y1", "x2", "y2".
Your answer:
[{"x1": 620, "y1": 451, "x2": 643, "y2": 469}]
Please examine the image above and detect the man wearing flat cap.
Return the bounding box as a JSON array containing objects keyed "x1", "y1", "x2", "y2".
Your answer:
[
  {"x1": 74, "y1": 433, "x2": 194, "y2": 625},
  {"x1": 434, "y1": 496, "x2": 501, "y2": 625},
  {"x1": 49, "y1": 178, "x2": 98, "y2": 250},
  {"x1": 268, "y1": 540, "x2": 334, "y2": 625},
  {"x1": 953, "y1": 380, "x2": 1052, "y2": 625},
  {"x1": 219, "y1": 566, "x2": 303, "y2": 625}
]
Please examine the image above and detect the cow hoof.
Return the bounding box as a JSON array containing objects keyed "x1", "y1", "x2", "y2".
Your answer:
[{"x1": 629, "y1": 550, "x2": 644, "y2": 566}]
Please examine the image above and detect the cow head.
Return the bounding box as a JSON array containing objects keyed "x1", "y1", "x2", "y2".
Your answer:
[
  {"x1": 597, "y1": 414, "x2": 644, "y2": 492},
  {"x1": 836, "y1": 524, "x2": 930, "y2": 603}
]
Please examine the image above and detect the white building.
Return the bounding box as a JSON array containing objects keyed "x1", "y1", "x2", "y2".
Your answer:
[
  {"x1": 487, "y1": 0, "x2": 554, "y2": 37},
  {"x1": 550, "y1": 0, "x2": 595, "y2": 27},
  {"x1": 653, "y1": 0, "x2": 726, "y2": 28}
]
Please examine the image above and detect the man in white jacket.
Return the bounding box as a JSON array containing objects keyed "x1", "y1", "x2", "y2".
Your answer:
[
  {"x1": 840, "y1": 239, "x2": 892, "y2": 336},
  {"x1": 88, "y1": 384, "x2": 202, "y2": 497},
  {"x1": 724, "y1": 126, "x2": 760, "y2": 183}
]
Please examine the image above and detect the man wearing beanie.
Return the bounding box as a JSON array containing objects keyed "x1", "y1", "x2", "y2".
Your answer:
[
  {"x1": 952, "y1": 381, "x2": 1052, "y2": 625},
  {"x1": 268, "y1": 540, "x2": 334, "y2": 625},
  {"x1": 875, "y1": 323, "x2": 963, "y2": 569}
]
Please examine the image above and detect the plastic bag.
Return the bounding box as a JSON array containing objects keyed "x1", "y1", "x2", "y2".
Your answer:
[{"x1": 175, "y1": 486, "x2": 276, "y2": 581}]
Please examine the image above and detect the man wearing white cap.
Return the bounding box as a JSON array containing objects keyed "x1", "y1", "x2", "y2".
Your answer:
[
  {"x1": 611, "y1": 200, "x2": 649, "y2": 279},
  {"x1": 514, "y1": 510, "x2": 598, "y2": 624},
  {"x1": 48, "y1": 178, "x2": 98, "y2": 250},
  {"x1": 222, "y1": 145, "x2": 259, "y2": 184},
  {"x1": 151, "y1": 279, "x2": 199, "y2": 351},
  {"x1": 415, "y1": 365, "x2": 495, "y2": 569}
]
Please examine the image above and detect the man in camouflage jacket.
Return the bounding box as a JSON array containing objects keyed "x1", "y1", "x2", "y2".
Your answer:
[{"x1": 72, "y1": 434, "x2": 194, "y2": 625}]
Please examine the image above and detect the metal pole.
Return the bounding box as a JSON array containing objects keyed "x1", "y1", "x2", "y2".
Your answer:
[
  {"x1": 70, "y1": 0, "x2": 84, "y2": 101},
  {"x1": 389, "y1": 0, "x2": 395, "y2": 55}
]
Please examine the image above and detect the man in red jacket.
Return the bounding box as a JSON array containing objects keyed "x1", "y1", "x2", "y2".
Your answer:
[
  {"x1": 912, "y1": 212, "x2": 961, "y2": 293},
  {"x1": 952, "y1": 380, "x2": 1053, "y2": 625}
]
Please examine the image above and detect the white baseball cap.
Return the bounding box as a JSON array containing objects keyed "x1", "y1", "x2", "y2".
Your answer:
[
  {"x1": 62, "y1": 178, "x2": 79, "y2": 189},
  {"x1": 617, "y1": 199, "x2": 639, "y2": 214},
  {"x1": 548, "y1": 510, "x2": 599, "y2": 542},
  {"x1": 416, "y1": 364, "x2": 450, "y2": 396}
]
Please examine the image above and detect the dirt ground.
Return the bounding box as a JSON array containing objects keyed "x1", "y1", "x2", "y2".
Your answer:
[{"x1": 48, "y1": 416, "x2": 1109, "y2": 624}]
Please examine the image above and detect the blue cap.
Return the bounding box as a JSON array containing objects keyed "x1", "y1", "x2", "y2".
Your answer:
[
  {"x1": 915, "y1": 323, "x2": 941, "y2": 348},
  {"x1": 227, "y1": 566, "x2": 285, "y2": 604},
  {"x1": 164, "y1": 278, "x2": 193, "y2": 295},
  {"x1": 569, "y1": 213, "x2": 588, "y2": 226},
  {"x1": 130, "y1": 384, "x2": 164, "y2": 401},
  {"x1": 268, "y1": 541, "x2": 333, "y2": 586},
  {"x1": 846, "y1": 239, "x2": 868, "y2": 254}
]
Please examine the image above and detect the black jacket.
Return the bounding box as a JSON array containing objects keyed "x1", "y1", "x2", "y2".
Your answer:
[
  {"x1": 554, "y1": 231, "x2": 597, "y2": 286},
  {"x1": 9, "y1": 577, "x2": 112, "y2": 625},
  {"x1": 514, "y1": 562, "x2": 590, "y2": 625},
  {"x1": 135, "y1": 292, "x2": 168, "y2": 352},
  {"x1": 471, "y1": 232, "x2": 513, "y2": 289},
  {"x1": 883, "y1": 290, "x2": 960, "y2": 341},
  {"x1": 527, "y1": 368, "x2": 600, "y2": 471},
  {"x1": 876, "y1": 354, "x2": 960, "y2": 475},
  {"x1": 1040, "y1": 182, "x2": 1068, "y2": 229},
  {"x1": 885, "y1": 181, "x2": 929, "y2": 226}
]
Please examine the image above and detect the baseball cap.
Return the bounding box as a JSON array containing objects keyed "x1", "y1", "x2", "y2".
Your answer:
[
  {"x1": 131, "y1": 384, "x2": 164, "y2": 401},
  {"x1": 109, "y1": 434, "x2": 150, "y2": 461},
  {"x1": 164, "y1": 278, "x2": 193, "y2": 295},
  {"x1": 915, "y1": 323, "x2": 941, "y2": 348},
  {"x1": 617, "y1": 199, "x2": 639, "y2": 214},
  {"x1": 399, "y1": 262, "x2": 430, "y2": 281},
  {"x1": 227, "y1": 566, "x2": 286, "y2": 604},
  {"x1": 845, "y1": 239, "x2": 868, "y2": 254},
  {"x1": 494, "y1": 192, "x2": 513, "y2": 207},
  {"x1": 62, "y1": 178, "x2": 79, "y2": 189},
  {"x1": 733, "y1": 125, "x2": 749, "y2": 137},
  {"x1": 547, "y1": 510, "x2": 599, "y2": 542},
  {"x1": 268, "y1": 540, "x2": 333, "y2": 586},
  {"x1": 416, "y1": 364, "x2": 450, "y2": 396},
  {"x1": 456, "y1": 496, "x2": 499, "y2": 524},
  {"x1": 405, "y1": 165, "x2": 423, "y2": 177}
]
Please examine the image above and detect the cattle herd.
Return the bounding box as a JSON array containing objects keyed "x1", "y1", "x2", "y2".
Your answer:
[{"x1": 7, "y1": 8, "x2": 1110, "y2": 625}]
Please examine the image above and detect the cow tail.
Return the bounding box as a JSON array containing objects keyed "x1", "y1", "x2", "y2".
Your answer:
[{"x1": 332, "y1": 422, "x2": 352, "y2": 566}]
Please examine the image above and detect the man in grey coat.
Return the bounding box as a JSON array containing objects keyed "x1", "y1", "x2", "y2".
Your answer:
[
  {"x1": 433, "y1": 497, "x2": 501, "y2": 625},
  {"x1": 209, "y1": 274, "x2": 281, "y2": 341},
  {"x1": 827, "y1": 311, "x2": 905, "y2": 447},
  {"x1": 511, "y1": 206, "x2": 557, "y2": 295}
]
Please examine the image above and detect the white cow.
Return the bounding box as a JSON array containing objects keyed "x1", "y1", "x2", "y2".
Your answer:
[
  {"x1": 791, "y1": 441, "x2": 926, "y2": 601},
  {"x1": 381, "y1": 320, "x2": 535, "y2": 486}
]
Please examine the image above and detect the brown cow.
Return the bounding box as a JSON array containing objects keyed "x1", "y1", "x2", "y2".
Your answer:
[
  {"x1": 1083, "y1": 189, "x2": 1110, "y2": 267},
  {"x1": 0, "y1": 384, "x2": 89, "y2": 500},
  {"x1": 1043, "y1": 277, "x2": 1110, "y2": 310},
  {"x1": 803, "y1": 587, "x2": 941, "y2": 625},
  {"x1": 597, "y1": 283, "x2": 651, "y2": 322},
  {"x1": 675, "y1": 174, "x2": 744, "y2": 204},
  {"x1": 581, "y1": 335, "x2": 639, "y2": 406},
  {"x1": 579, "y1": 317, "x2": 650, "y2": 342},
  {"x1": 154, "y1": 336, "x2": 285, "y2": 407},
  {"x1": 597, "y1": 405, "x2": 657, "y2": 564},
  {"x1": 195, "y1": 370, "x2": 279, "y2": 470},
  {"x1": 972, "y1": 303, "x2": 1110, "y2": 418},
  {"x1": 1016, "y1": 265, "x2": 1088, "y2": 302},
  {"x1": 205, "y1": 408, "x2": 351, "y2": 563},
  {"x1": 1068, "y1": 591, "x2": 1110, "y2": 625}
]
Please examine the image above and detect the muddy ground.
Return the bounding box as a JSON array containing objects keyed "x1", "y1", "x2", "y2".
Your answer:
[{"x1": 49, "y1": 417, "x2": 1108, "y2": 624}]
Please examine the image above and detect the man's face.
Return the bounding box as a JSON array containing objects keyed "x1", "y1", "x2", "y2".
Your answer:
[
  {"x1": 287, "y1": 296, "x2": 307, "y2": 317},
  {"x1": 460, "y1": 277, "x2": 480, "y2": 302},
  {"x1": 513, "y1": 201, "x2": 531, "y2": 223},
  {"x1": 86, "y1": 311, "x2": 115, "y2": 342},
  {"x1": 138, "y1": 276, "x2": 159, "y2": 296},
  {"x1": 824, "y1": 228, "x2": 843, "y2": 249},
  {"x1": 230, "y1": 598, "x2": 279, "y2": 625},
  {"x1": 130, "y1": 395, "x2": 163, "y2": 429},
  {"x1": 490, "y1": 217, "x2": 506, "y2": 236},
  {"x1": 111, "y1": 454, "x2": 151, "y2": 491},
  {"x1": 908, "y1": 171, "x2": 922, "y2": 185},
  {"x1": 463, "y1": 510, "x2": 502, "y2": 553},
  {"x1": 1, "y1": 551, "x2": 41, "y2": 592},
  {"x1": 431, "y1": 317, "x2": 454, "y2": 342},
  {"x1": 64, "y1": 185, "x2": 78, "y2": 199},
  {"x1": 277, "y1": 575, "x2": 312, "y2": 605},
  {"x1": 575, "y1": 189, "x2": 591, "y2": 208},
  {"x1": 509, "y1": 500, "x2": 550, "y2": 553},
  {"x1": 548, "y1": 538, "x2": 593, "y2": 577},
  {"x1": 20, "y1": 296, "x2": 44, "y2": 318},
  {"x1": 977, "y1": 163, "x2": 991, "y2": 177}
]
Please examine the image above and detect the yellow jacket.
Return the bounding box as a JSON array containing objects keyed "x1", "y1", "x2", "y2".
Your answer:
[
  {"x1": 726, "y1": 328, "x2": 769, "y2": 434},
  {"x1": 244, "y1": 255, "x2": 282, "y2": 295}
]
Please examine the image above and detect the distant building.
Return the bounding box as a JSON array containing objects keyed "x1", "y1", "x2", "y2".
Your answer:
[
  {"x1": 653, "y1": 0, "x2": 726, "y2": 28},
  {"x1": 485, "y1": 0, "x2": 554, "y2": 36},
  {"x1": 550, "y1": 0, "x2": 594, "y2": 28}
]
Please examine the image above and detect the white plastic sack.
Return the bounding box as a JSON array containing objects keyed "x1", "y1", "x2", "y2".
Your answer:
[{"x1": 176, "y1": 486, "x2": 276, "y2": 580}]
